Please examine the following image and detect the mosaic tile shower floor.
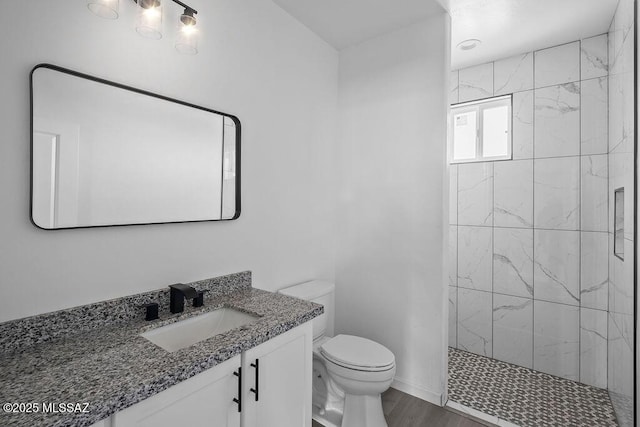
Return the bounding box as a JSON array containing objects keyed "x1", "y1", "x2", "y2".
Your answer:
[{"x1": 448, "y1": 348, "x2": 618, "y2": 427}]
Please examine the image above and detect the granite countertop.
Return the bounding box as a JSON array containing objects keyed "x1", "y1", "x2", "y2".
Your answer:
[{"x1": 0, "y1": 273, "x2": 322, "y2": 427}]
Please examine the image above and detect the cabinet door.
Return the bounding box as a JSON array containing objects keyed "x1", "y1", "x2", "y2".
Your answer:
[
  {"x1": 241, "y1": 322, "x2": 312, "y2": 427},
  {"x1": 113, "y1": 355, "x2": 241, "y2": 427}
]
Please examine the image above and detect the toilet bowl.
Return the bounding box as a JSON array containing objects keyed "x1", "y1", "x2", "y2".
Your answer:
[{"x1": 279, "y1": 281, "x2": 396, "y2": 427}]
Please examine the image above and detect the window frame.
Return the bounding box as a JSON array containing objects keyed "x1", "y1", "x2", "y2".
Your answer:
[{"x1": 450, "y1": 94, "x2": 513, "y2": 164}]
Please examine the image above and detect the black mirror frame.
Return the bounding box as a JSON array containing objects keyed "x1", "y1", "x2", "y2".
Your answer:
[{"x1": 29, "y1": 63, "x2": 241, "y2": 230}]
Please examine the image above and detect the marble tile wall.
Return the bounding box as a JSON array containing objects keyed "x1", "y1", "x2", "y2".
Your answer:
[
  {"x1": 458, "y1": 287, "x2": 493, "y2": 357},
  {"x1": 459, "y1": 63, "x2": 493, "y2": 102},
  {"x1": 512, "y1": 90, "x2": 534, "y2": 159},
  {"x1": 449, "y1": 34, "x2": 618, "y2": 391},
  {"x1": 534, "y1": 82, "x2": 581, "y2": 158},
  {"x1": 493, "y1": 294, "x2": 533, "y2": 368},
  {"x1": 607, "y1": 0, "x2": 635, "y2": 424}
]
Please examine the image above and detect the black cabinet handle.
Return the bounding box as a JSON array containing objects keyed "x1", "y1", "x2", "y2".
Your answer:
[
  {"x1": 250, "y1": 359, "x2": 259, "y2": 401},
  {"x1": 233, "y1": 367, "x2": 242, "y2": 412}
]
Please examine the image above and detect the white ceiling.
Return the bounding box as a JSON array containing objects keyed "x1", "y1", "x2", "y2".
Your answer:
[
  {"x1": 450, "y1": 0, "x2": 618, "y2": 69},
  {"x1": 271, "y1": 0, "x2": 446, "y2": 50},
  {"x1": 271, "y1": 0, "x2": 618, "y2": 70}
]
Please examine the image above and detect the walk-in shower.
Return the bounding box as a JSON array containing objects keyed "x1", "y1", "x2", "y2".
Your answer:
[{"x1": 447, "y1": 0, "x2": 636, "y2": 424}]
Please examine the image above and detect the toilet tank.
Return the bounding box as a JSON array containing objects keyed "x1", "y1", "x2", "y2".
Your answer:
[{"x1": 278, "y1": 280, "x2": 335, "y2": 340}]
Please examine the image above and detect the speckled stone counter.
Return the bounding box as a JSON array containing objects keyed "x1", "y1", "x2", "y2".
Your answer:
[{"x1": 0, "y1": 272, "x2": 322, "y2": 427}]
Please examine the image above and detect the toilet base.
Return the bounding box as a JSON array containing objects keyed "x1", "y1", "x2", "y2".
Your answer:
[{"x1": 342, "y1": 393, "x2": 387, "y2": 427}]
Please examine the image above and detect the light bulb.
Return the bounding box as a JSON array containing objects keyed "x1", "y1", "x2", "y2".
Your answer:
[
  {"x1": 136, "y1": 0, "x2": 163, "y2": 40},
  {"x1": 175, "y1": 24, "x2": 198, "y2": 54}
]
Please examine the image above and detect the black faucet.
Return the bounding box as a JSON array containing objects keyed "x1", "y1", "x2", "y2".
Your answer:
[{"x1": 169, "y1": 283, "x2": 199, "y2": 314}]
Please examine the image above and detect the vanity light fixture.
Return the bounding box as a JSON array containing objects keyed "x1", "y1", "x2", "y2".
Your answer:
[
  {"x1": 175, "y1": 6, "x2": 198, "y2": 54},
  {"x1": 87, "y1": 0, "x2": 199, "y2": 54}
]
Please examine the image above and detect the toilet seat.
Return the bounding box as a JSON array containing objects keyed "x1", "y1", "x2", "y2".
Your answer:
[{"x1": 320, "y1": 335, "x2": 395, "y2": 372}]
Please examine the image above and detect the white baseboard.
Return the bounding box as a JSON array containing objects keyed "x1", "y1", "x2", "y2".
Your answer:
[{"x1": 390, "y1": 376, "x2": 443, "y2": 406}]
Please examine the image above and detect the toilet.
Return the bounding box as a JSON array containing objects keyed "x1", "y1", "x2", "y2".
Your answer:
[{"x1": 279, "y1": 281, "x2": 395, "y2": 427}]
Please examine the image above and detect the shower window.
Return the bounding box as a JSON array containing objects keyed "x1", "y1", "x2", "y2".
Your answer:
[{"x1": 450, "y1": 95, "x2": 512, "y2": 163}]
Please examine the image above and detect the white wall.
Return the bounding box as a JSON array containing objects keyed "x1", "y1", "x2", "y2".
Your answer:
[
  {"x1": 0, "y1": 0, "x2": 338, "y2": 321},
  {"x1": 335, "y1": 15, "x2": 450, "y2": 404}
]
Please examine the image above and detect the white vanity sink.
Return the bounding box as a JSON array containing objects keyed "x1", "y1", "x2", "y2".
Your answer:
[{"x1": 141, "y1": 308, "x2": 260, "y2": 352}]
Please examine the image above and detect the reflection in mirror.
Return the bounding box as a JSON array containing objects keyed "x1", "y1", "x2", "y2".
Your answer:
[{"x1": 31, "y1": 65, "x2": 240, "y2": 229}]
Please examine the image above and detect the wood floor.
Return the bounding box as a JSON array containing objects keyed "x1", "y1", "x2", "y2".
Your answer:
[{"x1": 312, "y1": 387, "x2": 487, "y2": 427}]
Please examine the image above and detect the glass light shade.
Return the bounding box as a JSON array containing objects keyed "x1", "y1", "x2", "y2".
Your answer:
[
  {"x1": 175, "y1": 25, "x2": 198, "y2": 55},
  {"x1": 87, "y1": 0, "x2": 119, "y2": 19},
  {"x1": 136, "y1": 0, "x2": 163, "y2": 40}
]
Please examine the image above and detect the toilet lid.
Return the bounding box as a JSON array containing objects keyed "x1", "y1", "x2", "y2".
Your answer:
[{"x1": 320, "y1": 335, "x2": 395, "y2": 371}]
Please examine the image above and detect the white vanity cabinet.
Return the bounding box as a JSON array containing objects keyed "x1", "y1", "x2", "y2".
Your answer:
[
  {"x1": 112, "y1": 354, "x2": 242, "y2": 427},
  {"x1": 102, "y1": 322, "x2": 312, "y2": 427},
  {"x1": 241, "y1": 321, "x2": 313, "y2": 427}
]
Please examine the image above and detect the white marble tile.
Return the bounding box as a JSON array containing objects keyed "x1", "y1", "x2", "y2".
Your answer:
[
  {"x1": 620, "y1": 72, "x2": 634, "y2": 156},
  {"x1": 534, "y1": 42, "x2": 580, "y2": 88},
  {"x1": 493, "y1": 294, "x2": 533, "y2": 368},
  {"x1": 450, "y1": 70, "x2": 459, "y2": 104},
  {"x1": 621, "y1": 0, "x2": 634, "y2": 37},
  {"x1": 494, "y1": 53, "x2": 533, "y2": 95},
  {"x1": 579, "y1": 307, "x2": 607, "y2": 389},
  {"x1": 457, "y1": 288, "x2": 492, "y2": 357},
  {"x1": 621, "y1": 24, "x2": 635, "y2": 75},
  {"x1": 458, "y1": 162, "x2": 493, "y2": 226},
  {"x1": 459, "y1": 63, "x2": 494, "y2": 102},
  {"x1": 449, "y1": 165, "x2": 457, "y2": 225},
  {"x1": 493, "y1": 228, "x2": 533, "y2": 298},
  {"x1": 580, "y1": 232, "x2": 609, "y2": 311},
  {"x1": 608, "y1": 73, "x2": 623, "y2": 153},
  {"x1": 534, "y1": 157, "x2": 580, "y2": 230},
  {"x1": 609, "y1": 14, "x2": 619, "y2": 75},
  {"x1": 610, "y1": 391, "x2": 634, "y2": 427},
  {"x1": 581, "y1": 77, "x2": 608, "y2": 155},
  {"x1": 494, "y1": 160, "x2": 533, "y2": 228},
  {"x1": 608, "y1": 71, "x2": 633, "y2": 156},
  {"x1": 533, "y1": 300, "x2": 580, "y2": 380},
  {"x1": 608, "y1": 155, "x2": 618, "y2": 234},
  {"x1": 581, "y1": 155, "x2": 608, "y2": 232},
  {"x1": 581, "y1": 34, "x2": 608, "y2": 80},
  {"x1": 609, "y1": 237, "x2": 634, "y2": 316},
  {"x1": 608, "y1": 311, "x2": 634, "y2": 397},
  {"x1": 534, "y1": 83, "x2": 580, "y2": 158},
  {"x1": 617, "y1": 0, "x2": 635, "y2": 73},
  {"x1": 622, "y1": 163, "x2": 634, "y2": 244},
  {"x1": 610, "y1": 0, "x2": 633, "y2": 74},
  {"x1": 608, "y1": 66, "x2": 634, "y2": 157},
  {"x1": 608, "y1": 152, "x2": 635, "y2": 241},
  {"x1": 448, "y1": 286, "x2": 457, "y2": 348},
  {"x1": 449, "y1": 225, "x2": 457, "y2": 287},
  {"x1": 534, "y1": 230, "x2": 580, "y2": 306},
  {"x1": 512, "y1": 90, "x2": 534, "y2": 159},
  {"x1": 458, "y1": 226, "x2": 492, "y2": 292}
]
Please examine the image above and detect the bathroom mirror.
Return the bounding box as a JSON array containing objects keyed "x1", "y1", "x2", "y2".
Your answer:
[{"x1": 30, "y1": 64, "x2": 240, "y2": 229}]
